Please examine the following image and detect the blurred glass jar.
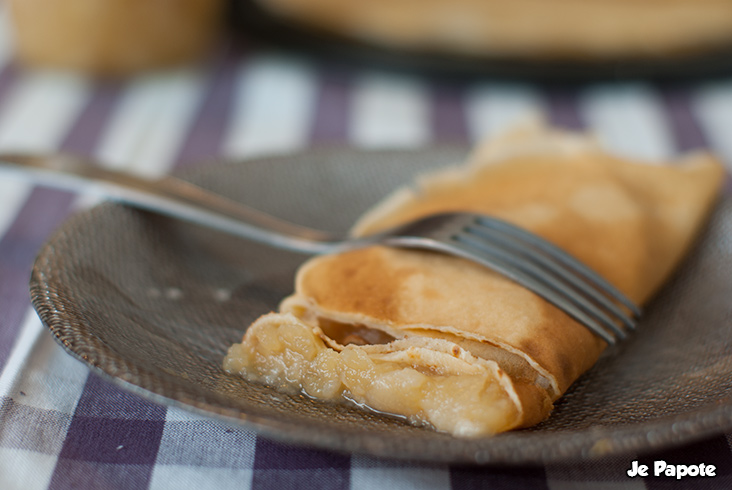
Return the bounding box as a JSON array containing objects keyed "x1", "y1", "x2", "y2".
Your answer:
[{"x1": 8, "y1": 0, "x2": 226, "y2": 76}]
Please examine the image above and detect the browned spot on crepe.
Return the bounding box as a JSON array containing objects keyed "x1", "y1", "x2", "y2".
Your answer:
[{"x1": 300, "y1": 247, "x2": 420, "y2": 320}]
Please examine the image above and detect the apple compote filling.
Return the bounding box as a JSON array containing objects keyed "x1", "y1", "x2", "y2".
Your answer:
[
  {"x1": 224, "y1": 312, "x2": 521, "y2": 436},
  {"x1": 317, "y1": 318, "x2": 396, "y2": 346}
]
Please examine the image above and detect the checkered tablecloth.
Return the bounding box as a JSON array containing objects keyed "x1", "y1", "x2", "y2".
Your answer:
[{"x1": 1, "y1": 5, "x2": 732, "y2": 489}]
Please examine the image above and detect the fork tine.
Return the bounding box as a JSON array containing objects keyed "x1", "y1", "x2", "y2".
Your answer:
[
  {"x1": 465, "y1": 222, "x2": 637, "y2": 331},
  {"x1": 423, "y1": 237, "x2": 620, "y2": 344},
  {"x1": 452, "y1": 232, "x2": 630, "y2": 343},
  {"x1": 474, "y1": 215, "x2": 642, "y2": 318},
  {"x1": 378, "y1": 212, "x2": 640, "y2": 343}
]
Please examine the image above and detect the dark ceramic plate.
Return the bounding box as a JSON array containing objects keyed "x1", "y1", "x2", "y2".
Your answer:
[
  {"x1": 231, "y1": 1, "x2": 732, "y2": 82},
  {"x1": 30, "y1": 148, "x2": 732, "y2": 464}
]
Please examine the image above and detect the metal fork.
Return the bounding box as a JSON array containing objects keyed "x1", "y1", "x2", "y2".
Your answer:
[{"x1": 0, "y1": 153, "x2": 640, "y2": 344}]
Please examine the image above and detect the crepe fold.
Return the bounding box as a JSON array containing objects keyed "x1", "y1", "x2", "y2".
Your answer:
[{"x1": 224, "y1": 123, "x2": 725, "y2": 437}]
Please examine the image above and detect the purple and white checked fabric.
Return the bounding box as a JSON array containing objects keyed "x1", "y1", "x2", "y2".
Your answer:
[{"x1": 1, "y1": 8, "x2": 732, "y2": 490}]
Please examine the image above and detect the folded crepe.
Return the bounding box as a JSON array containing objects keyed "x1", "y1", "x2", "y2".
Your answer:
[{"x1": 224, "y1": 123, "x2": 725, "y2": 437}]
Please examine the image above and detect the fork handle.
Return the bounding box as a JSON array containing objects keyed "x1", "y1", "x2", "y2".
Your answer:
[{"x1": 0, "y1": 153, "x2": 342, "y2": 254}]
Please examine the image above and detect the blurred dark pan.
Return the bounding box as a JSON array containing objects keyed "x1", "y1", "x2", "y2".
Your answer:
[{"x1": 231, "y1": 0, "x2": 732, "y2": 82}]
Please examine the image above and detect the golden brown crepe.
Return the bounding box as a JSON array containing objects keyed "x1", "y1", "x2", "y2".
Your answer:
[
  {"x1": 224, "y1": 123, "x2": 725, "y2": 437},
  {"x1": 253, "y1": 0, "x2": 732, "y2": 60}
]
